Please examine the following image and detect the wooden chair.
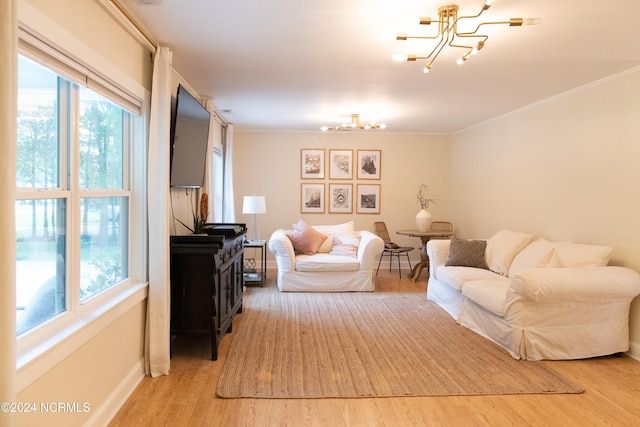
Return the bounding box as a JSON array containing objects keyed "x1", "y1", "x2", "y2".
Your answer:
[
  {"x1": 374, "y1": 222, "x2": 414, "y2": 278},
  {"x1": 430, "y1": 221, "x2": 453, "y2": 233}
]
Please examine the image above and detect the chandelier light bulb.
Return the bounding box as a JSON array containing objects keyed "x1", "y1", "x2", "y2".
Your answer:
[
  {"x1": 524, "y1": 18, "x2": 542, "y2": 25},
  {"x1": 392, "y1": 54, "x2": 408, "y2": 62}
]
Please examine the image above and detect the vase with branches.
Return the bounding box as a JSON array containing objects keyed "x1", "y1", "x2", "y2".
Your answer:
[
  {"x1": 417, "y1": 183, "x2": 438, "y2": 210},
  {"x1": 416, "y1": 184, "x2": 437, "y2": 232}
]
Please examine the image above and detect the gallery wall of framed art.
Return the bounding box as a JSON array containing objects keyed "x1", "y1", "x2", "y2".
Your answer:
[{"x1": 300, "y1": 148, "x2": 381, "y2": 214}]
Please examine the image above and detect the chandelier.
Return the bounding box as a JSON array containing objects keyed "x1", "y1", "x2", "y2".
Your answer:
[
  {"x1": 392, "y1": 0, "x2": 539, "y2": 73},
  {"x1": 320, "y1": 114, "x2": 386, "y2": 131}
]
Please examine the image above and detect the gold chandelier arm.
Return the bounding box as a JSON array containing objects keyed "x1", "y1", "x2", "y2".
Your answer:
[
  {"x1": 398, "y1": 18, "x2": 449, "y2": 41},
  {"x1": 457, "y1": 18, "x2": 525, "y2": 36},
  {"x1": 426, "y1": 28, "x2": 456, "y2": 69}
]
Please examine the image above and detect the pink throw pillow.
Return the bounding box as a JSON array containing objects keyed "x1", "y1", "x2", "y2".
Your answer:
[{"x1": 287, "y1": 218, "x2": 328, "y2": 255}]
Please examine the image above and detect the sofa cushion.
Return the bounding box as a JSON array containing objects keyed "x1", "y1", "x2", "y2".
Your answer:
[
  {"x1": 287, "y1": 218, "x2": 328, "y2": 255},
  {"x1": 547, "y1": 243, "x2": 613, "y2": 267},
  {"x1": 462, "y1": 280, "x2": 512, "y2": 317},
  {"x1": 508, "y1": 238, "x2": 569, "y2": 277},
  {"x1": 436, "y1": 266, "x2": 507, "y2": 291},
  {"x1": 295, "y1": 254, "x2": 360, "y2": 272},
  {"x1": 485, "y1": 229, "x2": 533, "y2": 276},
  {"x1": 445, "y1": 236, "x2": 488, "y2": 269}
]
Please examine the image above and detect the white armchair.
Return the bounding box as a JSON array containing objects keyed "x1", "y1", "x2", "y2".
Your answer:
[{"x1": 268, "y1": 221, "x2": 384, "y2": 292}]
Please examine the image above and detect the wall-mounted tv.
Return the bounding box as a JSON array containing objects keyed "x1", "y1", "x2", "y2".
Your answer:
[{"x1": 170, "y1": 84, "x2": 211, "y2": 188}]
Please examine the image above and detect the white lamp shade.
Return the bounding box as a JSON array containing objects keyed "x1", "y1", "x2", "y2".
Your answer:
[{"x1": 242, "y1": 195, "x2": 266, "y2": 214}]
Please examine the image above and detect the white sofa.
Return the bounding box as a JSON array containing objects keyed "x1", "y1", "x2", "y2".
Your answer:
[
  {"x1": 268, "y1": 220, "x2": 384, "y2": 292},
  {"x1": 427, "y1": 229, "x2": 640, "y2": 360}
]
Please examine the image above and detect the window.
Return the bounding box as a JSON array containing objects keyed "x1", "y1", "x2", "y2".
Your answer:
[{"x1": 16, "y1": 55, "x2": 132, "y2": 334}]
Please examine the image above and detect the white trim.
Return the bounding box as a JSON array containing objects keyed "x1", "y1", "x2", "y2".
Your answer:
[
  {"x1": 85, "y1": 357, "x2": 146, "y2": 427},
  {"x1": 628, "y1": 340, "x2": 640, "y2": 361},
  {"x1": 96, "y1": 0, "x2": 157, "y2": 53},
  {"x1": 16, "y1": 283, "x2": 148, "y2": 391}
]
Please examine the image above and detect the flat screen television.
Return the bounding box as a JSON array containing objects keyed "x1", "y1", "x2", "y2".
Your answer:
[{"x1": 170, "y1": 84, "x2": 211, "y2": 188}]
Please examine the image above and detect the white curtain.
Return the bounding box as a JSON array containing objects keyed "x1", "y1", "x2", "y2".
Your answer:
[
  {"x1": 223, "y1": 124, "x2": 236, "y2": 222},
  {"x1": 202, "y1": 98, "x2": 214, "y2": 221},
  {"x1": 0, "y1": 0, "x2": 17, "y2": 424},
  {"x1": 145, "y1": 46, "x2": 172, "y2": 377}
]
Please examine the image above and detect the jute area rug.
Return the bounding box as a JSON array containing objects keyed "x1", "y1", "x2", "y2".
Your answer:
[{"x1": 216, "y1": 286, "x2": 583, "y2": 399}]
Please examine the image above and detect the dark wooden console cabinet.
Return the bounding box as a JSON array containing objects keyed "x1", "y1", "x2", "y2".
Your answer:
[{"x1": 170, "y1": 225, "x2": 245, "y2": 360}]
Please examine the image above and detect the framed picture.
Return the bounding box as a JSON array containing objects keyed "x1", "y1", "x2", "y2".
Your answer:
[
  {"x1": 329, "y1": 149, "x2": 353, "y2": 180},
  {"x1": 357, "y1": 149, "x2": 381, "y2": 180},
  {"x1": 301, "y1": 149, "x2": 325, "y2": 179},
  {"x1": 301, "y1": 183, "x2": 325, "y2": 213},
  {"x1": 356, "y1": 184, "x2": 380, "y2": 214},
  {"x1": 329, "y1": 183, "x2": 353, "y2": 214}
]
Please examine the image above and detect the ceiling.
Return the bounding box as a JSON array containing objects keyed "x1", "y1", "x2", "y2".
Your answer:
[{"x1": 122, "y1": 0, "x2": 640, "y2": 133}]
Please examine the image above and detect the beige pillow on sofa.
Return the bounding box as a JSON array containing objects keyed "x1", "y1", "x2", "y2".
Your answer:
[
  {"x1": 547, "y1": 243, "x2": 613, "y2": 267},
  {"x1": 485, "y1": 229, "x2": 533, "y2": 276},
  {"x1": 508, "y1": 238, "x2": 569, "y2": 277}
]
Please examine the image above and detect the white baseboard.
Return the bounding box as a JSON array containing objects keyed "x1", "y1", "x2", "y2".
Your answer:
[
  {"x1": 85, "y1": 357, "x2": 145, "y2": 427},
  {"x1": 627, "y1": 340, "x2": 640, "y2": 361}
]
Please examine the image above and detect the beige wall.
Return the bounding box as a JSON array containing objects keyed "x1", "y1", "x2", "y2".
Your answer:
[
  {"x1": 450, "y1": 68, "x2": 640, "y2": 354},
  {"x1": 232, "y1": 131, "x2": 452, "y2": 262},
  {"x1": 16, "y1": 301, "x2": 146, "y2": 426}
]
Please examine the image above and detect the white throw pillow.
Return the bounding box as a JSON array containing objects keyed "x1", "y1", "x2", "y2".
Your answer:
[
  {"x1": 313, "y1": 221, "x2": 355, "y2": 236},
  {"x1": 508, "y1": 238, "x2": 569, "y2": 277},
  {"x1": 550, "y1": 243, "x2": 613, "y2": 267},
  {"x1": 329, "y1": 233, "x2": 360, "y2": 257},
  {"x1": 485, "y1": 229, "x2": 533, "y2": 276}
]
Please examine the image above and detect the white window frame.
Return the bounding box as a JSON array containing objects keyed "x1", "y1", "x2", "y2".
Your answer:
[{"x1": 15, "y1": 31, "x2": 149, "y2": 392}]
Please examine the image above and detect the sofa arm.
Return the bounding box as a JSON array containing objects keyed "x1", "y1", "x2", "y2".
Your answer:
[
  {"x1": 427, "y1": 239, "x2": 451, "y2": 280},
  {"x1": 510, "y1": 266, "x2": 640, "y2": 303},
  {"x1": 357, "y1": 230, "x2": 384, "y2": 270},
  {"x1": 268, "y1": 229, "x2": 296, "y2": 272}
]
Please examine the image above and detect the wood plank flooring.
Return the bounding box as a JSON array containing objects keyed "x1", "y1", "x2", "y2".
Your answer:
[{"x1": 109, "y1": 269, "x2": 640, "y2": 426}]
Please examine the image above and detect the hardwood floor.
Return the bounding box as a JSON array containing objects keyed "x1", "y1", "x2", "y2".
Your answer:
[{"x1": 109, "y1": 269, "x2": 640, "y2": 426}]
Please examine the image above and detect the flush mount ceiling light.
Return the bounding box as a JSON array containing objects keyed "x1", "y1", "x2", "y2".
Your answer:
[
  {"x1": 392, "y1": 0, "x2": 540, "y2": 74},
  {"x1": 320, "y1": 114, "x2": 386, "y2": 131}
]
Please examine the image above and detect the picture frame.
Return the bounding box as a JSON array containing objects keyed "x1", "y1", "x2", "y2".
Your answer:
[
  {"x1": 301, "y1": 183, "x2": 325, "y2": 213},
  {"x1": 356, "y1": 149, "x2": 381, "y2": 180},
  {"x1": 329, "y1": 149, "x2": 353, "y2": 180},
  {"x1": 301, "y1": 149, "x2": 325, "y2": 179},
  {"x1": 356, "y1": 184, "x2": 380, "y2": 214},
  {"x1": 328, "y1": 183, "x2": 353, "y2": 214}
]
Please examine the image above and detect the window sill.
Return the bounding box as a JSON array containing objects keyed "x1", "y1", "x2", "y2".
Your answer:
[{"x1": 16, "y1": 282, "x2": 148, "y2": 392}]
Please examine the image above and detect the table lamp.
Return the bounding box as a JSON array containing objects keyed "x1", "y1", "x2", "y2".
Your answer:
[{"x1": 242, "y1": 195, "x2": 267, "y2": 241}]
